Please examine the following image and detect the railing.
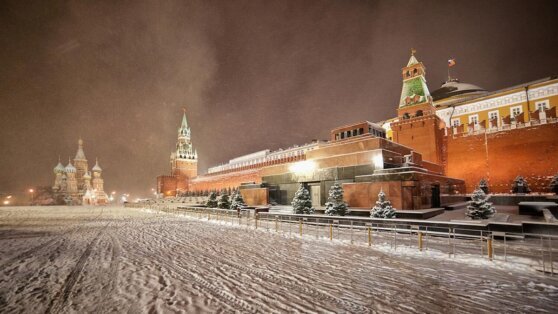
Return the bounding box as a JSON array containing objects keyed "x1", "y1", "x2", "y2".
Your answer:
[{"x1": 129, "y1": 204, "x2": 557, "y2": 275}]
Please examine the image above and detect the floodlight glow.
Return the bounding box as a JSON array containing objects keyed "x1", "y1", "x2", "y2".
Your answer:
[
  {"x1": 289, "y1": 160, "x2": 316, "y2": 174},
  {"x1": 3, "y1": 200, "x2": 9, "y2": 205},
  {"x1": 372, "y1": 154, "x2": 383, "y2": 169}
]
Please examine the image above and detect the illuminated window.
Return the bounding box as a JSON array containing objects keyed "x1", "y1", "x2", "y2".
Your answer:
[
  {"x1": 488, "y1": 111, "x2": 499, "y2": 127},
  {"x1": 451, "y1": 118, "x2": 460, "y2": 127},
  {"x1": 536, "y1": 100, "x2": 549, "y2": 111},
  {"x1": 469, "y1": 115, "x2": 479, "y2": 125},
  {"x1": 510, "y1": 106, "x2": 522, "y2": 117}
]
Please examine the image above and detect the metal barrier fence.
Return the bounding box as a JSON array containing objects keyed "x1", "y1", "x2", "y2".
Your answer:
[{"x1": 127, "y1": 203, "x2": 557, "y2": 275}]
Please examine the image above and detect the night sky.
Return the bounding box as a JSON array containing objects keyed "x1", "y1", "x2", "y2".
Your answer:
[{"x1": 1, "y1": 0, "x2": 557, "y2": 198}]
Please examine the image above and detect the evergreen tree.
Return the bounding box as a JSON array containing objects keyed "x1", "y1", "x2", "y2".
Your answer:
[
  {"x1": 324, "y1": 183, "x2": 348, "y2": 216},
  {"x1": 512, "y1": 176, "x2": 531, "y2": 194},
  {"x1": 549, "y1": 173, "x2": 558, "y2": 195},
  {"x1": 371, "y1": 190, "x2": 396, "y2": 218},
  {"x1": 479, "y1": 178, "x2": 489, "y2": 194},
  {"x1": 466, "y1": 188, "x2": 496, "y2": 220},
  {"x1": 206, "y1": 191, "x2": 218, "y2": 208},
  {"x1": 217, "y1": 190, "x2": 230, "y2": 209},
  {"x1": 230, "y1": 190, "x2": 246, "y2": 210},
  {"x1": 291, "y1": 184, "x2": 314, "y2": 214}
]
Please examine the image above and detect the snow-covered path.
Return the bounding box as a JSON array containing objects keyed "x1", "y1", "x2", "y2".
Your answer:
[{"x1": 1, "y1": 206, "x2": 557, "y2": 313}]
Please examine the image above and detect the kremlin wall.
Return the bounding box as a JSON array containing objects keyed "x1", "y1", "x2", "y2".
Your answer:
[{"x1": 157, "y1": 51, "x2": 558, "y2": 210}]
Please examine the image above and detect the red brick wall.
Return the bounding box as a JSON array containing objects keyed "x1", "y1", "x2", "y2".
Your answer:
[
  {"x1": 190, "y1": 170, "x2": 262, "y2": 192},
  {"x1": 447, "y1": 123, "x2": 558, "y2": 193},
  {"x1": 391, "y1": 115, "x2": 445, "y2": 164},
  {"x1": 157, "y1": 175, "x2": 177, "y2": 197}
]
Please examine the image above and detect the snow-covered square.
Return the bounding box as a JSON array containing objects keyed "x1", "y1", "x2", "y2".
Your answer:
[{"x1": 1, "y1": 206, "x2": 557, "y2": 313}]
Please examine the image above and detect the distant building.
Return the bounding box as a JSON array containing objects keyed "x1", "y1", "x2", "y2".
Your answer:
[
  {"x1": 52, "y1": 139, "x2": 108, "y2": 205},
  {"x1": 157, "y1": 50, "x2": 558, "y2": 209}
]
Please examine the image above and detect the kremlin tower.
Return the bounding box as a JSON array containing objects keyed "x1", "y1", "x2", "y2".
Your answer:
[
  {"x1": 390, "y1": 49, "x2": 446, "y2": 165},
  {"x1": 157, "y1": 110, "x2": 198, "y2": 197}
]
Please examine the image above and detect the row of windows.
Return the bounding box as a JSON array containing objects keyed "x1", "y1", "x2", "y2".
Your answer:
[
  {"x1": 334, "y1": 127, "x2": 386, "y2": 140},
  {"x1": 451, "y1": 100, "x2": 550, "y2": 127},
  {"x1": 335, "y1": 128, "x2": 365, "y2": 140}
]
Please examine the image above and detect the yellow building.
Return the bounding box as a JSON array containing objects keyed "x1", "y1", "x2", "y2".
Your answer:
[{"x1": 383, "y1": 76, "x2": 558, "y2": 138}]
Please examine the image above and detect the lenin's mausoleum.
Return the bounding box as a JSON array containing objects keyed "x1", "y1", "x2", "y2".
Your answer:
[{"x1": 157, "y1": 51, "x2": 558, "y2": 210}]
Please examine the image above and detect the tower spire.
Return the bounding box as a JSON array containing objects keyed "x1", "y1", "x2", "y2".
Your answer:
[
  {"x1": 181, "y1": 108, "x2": 188, "y2": 129},
  {"x1": 398, "y1": 49, "x2": 432, "y2": 111},
  {"x1": 75, "y1": 138, "x2": 86, "y2": 160}
]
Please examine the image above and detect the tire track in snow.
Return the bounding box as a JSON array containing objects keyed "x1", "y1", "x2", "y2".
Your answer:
[
  {"x1": 45, "y1": 222, "x2": 109, "y2": 314},
  {"x1": 98, "y1": 232, "x2": 122, "y2": 313}
]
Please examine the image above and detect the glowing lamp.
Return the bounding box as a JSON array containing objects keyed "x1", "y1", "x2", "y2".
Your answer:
[
  {"x1": 289, "y1": 160, "x2": 316, "y2": 174},
  {"x1": 372, "y1": 154, "x2": 383, "y2": 169}
]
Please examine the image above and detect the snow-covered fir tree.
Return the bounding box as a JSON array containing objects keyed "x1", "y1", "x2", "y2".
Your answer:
[
  {"x1": 206, "y1": 191, "x2": 218, "y2": 208},
  {"x1": 229, "y1": 190, "x2": 246, "y2": 210},
  {"x1": 512, "y1": 176, "x2": 531, "y2": 194},
  {"x1": 479, "y1": 178, "x2": 489, "y2": 194},
  {"x1": 466, "y1": 188, "x2": 496, "y2": 220},
  {"x1": 324, "y1": 183, "x2": 348, "y2": 216},
  {"x1": 291, "y1": 184, "x2": 314, "y2": 214},
  {"x1": 217, "y1": 190, "x2": 230, "y2": 209},
  {"x1": 549, "y1": 173, "x2": 558, "y2": 195},
  {"x1": 371, "y1": 190, "x2": 396, "y2": 218}
]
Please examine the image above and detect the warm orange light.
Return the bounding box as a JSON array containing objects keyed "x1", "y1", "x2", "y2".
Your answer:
[{"x1": 28, "y1": 189, "x2": 34, "y2": 193}]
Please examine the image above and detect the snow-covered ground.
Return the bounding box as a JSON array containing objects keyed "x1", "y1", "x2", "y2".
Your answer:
[{"x1": 1, "y1": 206, "x2": 557, "y2": 313}]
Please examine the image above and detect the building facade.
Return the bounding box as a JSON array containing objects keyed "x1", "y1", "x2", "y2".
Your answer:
[
  {"x1": 158, "y1": 50, "x2": 558, "y2": 209},
  {"x1": 52, "y1": 139, "x2": 109, "y2": 205}
]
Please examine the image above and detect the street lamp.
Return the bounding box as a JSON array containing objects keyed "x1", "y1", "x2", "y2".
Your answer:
[{"x1": 28, "y1": 188, "x2": 35, "y2": 205}]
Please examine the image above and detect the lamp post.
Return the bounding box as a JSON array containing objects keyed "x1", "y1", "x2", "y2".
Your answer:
[{"x1": 28, "y1": 188, "x2": 35, "y2": 205}]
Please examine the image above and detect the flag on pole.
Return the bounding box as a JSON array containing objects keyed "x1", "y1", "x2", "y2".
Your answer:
[{"x1": 448, "y1": 58, "x2": 456, "y2": 67}]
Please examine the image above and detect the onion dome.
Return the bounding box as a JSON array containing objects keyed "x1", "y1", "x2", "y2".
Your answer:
[
  {"x1": 53, "y1": 157, "x2": 65, "y2": 174},
  {"x1": 83, "y1": 171, "x2": 91, "y2": 179},
  {"x1": 65, "y1": 158, "x2": 76, "y2": 173},
  {"x1": 92, "y1": 158, "x2": 102, "y2": 172},
  {"x1": 431, "y1": 79, "x2": 487, "y2": 101}
]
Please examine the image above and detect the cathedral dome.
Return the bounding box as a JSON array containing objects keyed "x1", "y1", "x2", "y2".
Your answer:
[
  {"x1": 431, "y1": 79, "x2": 487, "y2": 101},
  {"x1": 92, "y1": 159, "x2": 102, "y2": 172},
  {"x1": 83, "y1": 171, "x2": 91, "y2": 179},
  {"x1": 65, "y1": 160, "x2": 76, "y2": 173},
  {"x1": 53, "y1": 162, "x2": 65, "y2": 174}
]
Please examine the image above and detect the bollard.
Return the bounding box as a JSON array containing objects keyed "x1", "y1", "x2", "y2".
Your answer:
[
  {"x1": 330, "y1": 223, "x2": 333, "y2": 241},
  {"x1": 275, "y1": 217, "x2": 279, "y2": 232},
  {"x1": 299, "y1": 219, "x2": 303, "y2": 236},
  {"x1": 368, "y1": 227, "x2": 372, "y2": 246},
  {"x1": 487, "y1": 237, "x2": 493, "y2": 261},
  {"x1": 255, "y1": 214, "x2": 258, "y2": 229},
  {"x1": 418, "y1": 232, "x2": 423, "y2": 251}
]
